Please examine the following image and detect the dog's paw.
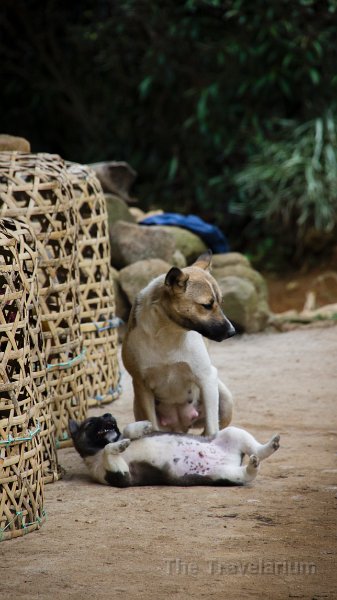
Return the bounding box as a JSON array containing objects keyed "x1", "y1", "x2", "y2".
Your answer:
[
  {"x1": 141, "y1": 421, "x2": 153, "y2": 435},
  {"x1": 248, "y1": 454, "x2": 260, "y2": 469},
  {"x1": 123, "y1": 421, "x2": 153, "y2": 439},
  {"x1": 271, "y1": 434, "x2": 280, "y2": 451},
  {"x1": 117, "y1": 439, "x2": 131, "y2": 452},
  {"x1": 105, "y1": 439, "x2": 131, "y2": 455}
]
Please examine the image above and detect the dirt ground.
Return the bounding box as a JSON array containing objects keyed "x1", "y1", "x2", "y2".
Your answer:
[
  {"x1": 264, "y1": 260, "x2": 337, "y2": 314},
  {"x1": 1, "y1": 321, "x2": 336, "y2": 600}
]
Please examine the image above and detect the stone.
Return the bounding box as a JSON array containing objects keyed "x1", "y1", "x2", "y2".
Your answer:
[
  {"x1": 215, "y1": 265, "x2": 271, "y2": 333},
  {"x1": 212, "y1": 264, "x2": 268, "y2": 298},
  {"x1": 216, "y1": 269, "x2": 271, "y2": 333},
  {"x1": 157, "y1": 225, "x2": 207, "y2": 264},
  {"x1": 129, "y1": 207, "x2": 146, "y2": 221},
  {"x1": 89, "y1": 161, "x2": 137, "y2": 201},
  {"x1": 110, "y1": 267, "x2": 131, "y2": 323},
  {"x1": 0, "y1": 134, "x2": 31, "y2": 152},
  {"x1": 119, "y1": 258, "x2": 172, "y2": 305},
  {"x1": 141, "y1": 209, "x2": 164, "y2": 219},
  {"x1": 217, "y1": 276, "x2": 260, "y2": 333},
  {"x1": 110, "y1": 267, "x2": 131, "y2": 341},
  {"x1": 211, "y1": 252, "x2": 250, "y2": 269},
  {"x1": 109, "y1": 220, "x2": 176, "y2": 270},
  {"x1": 172, "y1": 249, "x2": 187, "y2": 269},
  {"x1": 105, "y1": 194, "x2": 136, "y2": 227}
]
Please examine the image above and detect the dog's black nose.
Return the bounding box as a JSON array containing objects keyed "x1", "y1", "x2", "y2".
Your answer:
[{"x1": 227, "y1": 323, "x2": 236, "y2": 338}]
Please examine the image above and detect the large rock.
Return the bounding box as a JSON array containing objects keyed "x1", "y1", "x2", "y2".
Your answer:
[
  {"x1": 213, "y1": 263, "x2": 268, "y2": 298},
  {"x1": 217, "y1": 275, "x2": 270, "y2": 333},
  {"x1": 110, "y1": 267, "x2": 131, "y2": 341},
  {"x1": 110, "y1": 267, "x2": 131, "y2": 323},
  {"x1": 129, "y1": 207, "x2": 146, "y2": 222},
  {"x1": 110, "y1": 220, "x2": 176, "y2": 270},
  {"x1": 119, "y1": 259, "x2": 171, "y2": 305},
  {"x1": 156, "y1": 225, "x2": 208, "y2": 263},
  {"x1": 89, "y1": 161, "x2": 137, "y2": 202},
  {"x1": 105, "y1": 194, "x2": 136, "y2": 227},
  {"x1": 172, "y1": 249, "x2": 187, "y2": 269},
  {"x1": 213, "y1": 255, "x2": 270, "y2": 332},
  {"x1": 0, "y1": 134, "x2": 31, "y2": 152},
  {"x1": 211, "y1": 252, "x2": 250, "y2": 269},
  {"x1": 131, "y1": 208, "x2": 167, "y2": 223},
  {"x1": 217, "y1": 276, "x2": 263, "y2": 333}
]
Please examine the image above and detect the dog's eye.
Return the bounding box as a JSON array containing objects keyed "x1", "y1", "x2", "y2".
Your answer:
[{"x1": 201, "y1": 302, "x2": 213, "y2": 310}]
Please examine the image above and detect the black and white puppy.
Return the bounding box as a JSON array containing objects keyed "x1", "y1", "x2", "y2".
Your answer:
[{"x1": 69, "y1": 413, "x2": 280, "y2": 487}]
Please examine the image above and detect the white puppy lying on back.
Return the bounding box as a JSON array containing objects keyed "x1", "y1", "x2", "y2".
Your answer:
[{"x1": 70, "y1": 414, "x2": 280, "y2": 487}]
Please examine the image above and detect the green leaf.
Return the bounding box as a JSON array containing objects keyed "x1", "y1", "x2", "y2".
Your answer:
[
  {"x1": 197, "y1": 91, "x2": 208, "y2": 123},
  {"x1": 168, "y1": 156, "x2": 179, "y2": 181},
  {"x1": 312, "y1": 40, "x2": 323, "y2": 57},
  {"x1": 208, "y1": 175, "x2": 224, "y2": 187},
  {"x1": 139, "y1": 76, "x2": 153, "y2": 100},
  {"x1": 309, "y1": 68, "x2": 320, "y2": 84}
]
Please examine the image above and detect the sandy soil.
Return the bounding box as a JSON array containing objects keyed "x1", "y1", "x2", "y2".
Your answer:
[
  {"x1": 1, "y1": 325, "x2": 337, "y2": 600},
  {"x1": 264, "y1": 263, "x2": 337, "y2": 314}
]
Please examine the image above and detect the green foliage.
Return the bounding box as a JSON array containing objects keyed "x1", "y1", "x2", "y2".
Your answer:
[
  {"x1": 0, "y1": 0, "x2": 336, "y2": 265},
  {"x1": 230, "y1": 113, "x2": 337, "y2": 261}
]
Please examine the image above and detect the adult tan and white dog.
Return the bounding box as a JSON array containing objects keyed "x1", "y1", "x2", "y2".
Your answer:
[{"x1": 122, "y1": 251, "x2": 236, "y2": 436}]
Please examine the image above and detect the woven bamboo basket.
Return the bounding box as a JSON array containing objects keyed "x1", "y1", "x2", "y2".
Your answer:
[
  {"x1": 0, "y1": 153, "x2": 88, "y2": 448},
  {"x1": 66, "y1": 163, "x2": 121, "y2": 407},
  {"x1": 22, "y1": 224, "x2": 60, "y2": 482},
  {"x1": 0, "y1": 218, "x2": 45, "y2": 540}
]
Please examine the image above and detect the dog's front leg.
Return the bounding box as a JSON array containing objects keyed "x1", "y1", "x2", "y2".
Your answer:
[
  {"x1": 199, "y1": 367, "x2": 220, "y2": 436},
  {"x1": 103, "y1": 440, "x2": 132, "y2": 487},
  {"x1": 123, "y1": 421, "x2": 153, "y2": 440},
  {"x1": 218, "y1": 379, "x2": 233, "y2": 428},
  {"x1": 133, "y1": 379, "x2": 160, "y2": 430}
]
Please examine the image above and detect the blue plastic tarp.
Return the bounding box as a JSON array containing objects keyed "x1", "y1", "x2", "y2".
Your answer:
[{"x1": 140, "y1": 212, "x2": 229, "y2": 254}]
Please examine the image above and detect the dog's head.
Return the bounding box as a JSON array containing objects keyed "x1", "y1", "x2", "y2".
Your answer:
[
  {"x1": 69, "y1": 413, "x2": 122, "y2": 458},
  {"x1": 162, "y1": 251, "x2": 235, "y2": 342}
]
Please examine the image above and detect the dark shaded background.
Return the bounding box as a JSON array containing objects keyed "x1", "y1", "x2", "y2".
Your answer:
[{"x1": 1, "y1": 0, "x2": 336, "y2": 267}]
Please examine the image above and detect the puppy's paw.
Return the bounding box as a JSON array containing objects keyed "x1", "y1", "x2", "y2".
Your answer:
[
  {"x1": 271, "y1": 434, "x2": 280, "y2": 451},
  {"x1": 141, "y1": 421, "x2": 153, "y2": 435},
  {"x1": 105, "y1": 439, "x2": 131, "y2": 455},
  {"x1": 123, "y1": 421, "x2": 153, "y2": 439},
  {"x1": 117, "y1": 439, "x2": 131, "y2": 453},
  {"x1": 248, "y1": 454, "x2": 260, "y2": 469}
]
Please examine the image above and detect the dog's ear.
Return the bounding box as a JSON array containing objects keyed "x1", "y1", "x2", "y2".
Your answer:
[
  {"x1": 165, "y1": 267, "x2": 189, "y2": 291},
  {"x1": 69, "y1": 419, "x2": 79, "y2": 438},
  {"x1": 192, "y1": 249, "x2": 212, "y2": 271}
]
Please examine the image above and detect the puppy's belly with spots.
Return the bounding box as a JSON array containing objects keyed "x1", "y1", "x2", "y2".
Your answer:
[
  {"x1": 125, "y1": 436, "x2": 240, "y2": 478},
  {"x1": 169, "y1": 440, "x2": 235, "y2": 477}
]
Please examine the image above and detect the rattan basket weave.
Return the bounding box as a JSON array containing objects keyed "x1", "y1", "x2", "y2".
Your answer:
[
  {"x1": 67, "y1": 163, "x2": 121, "y2": 407},
  {"x1": 20, "y1": 222, "x2": 60, "y2": 482},
  {"x1": 0, "y1": 218, "x2": 45, "y2": 540},
  {"x1": 0, "y1": 153, "x2": 88, "y2": 448}
]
